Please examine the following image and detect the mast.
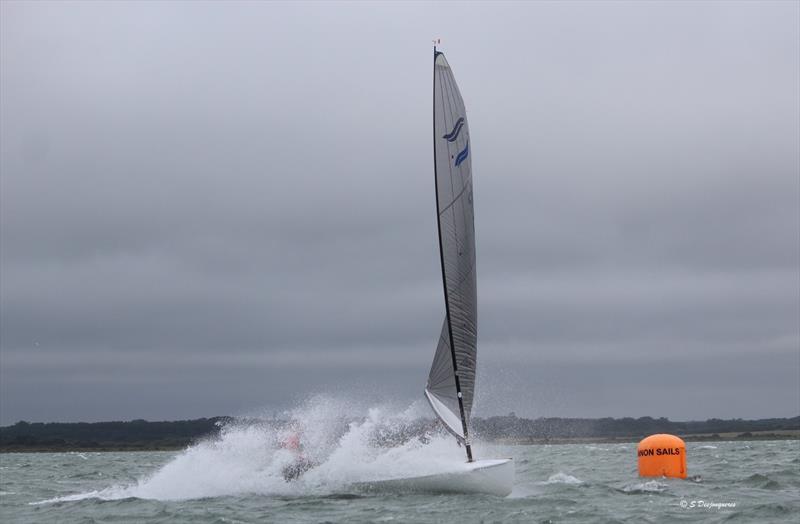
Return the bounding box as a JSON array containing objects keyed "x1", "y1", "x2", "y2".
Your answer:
[{"x1": 432, "y1": 46, "x2": 473, "y2": 462}]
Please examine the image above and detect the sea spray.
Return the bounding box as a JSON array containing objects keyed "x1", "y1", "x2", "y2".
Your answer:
[{"x1": 36, "y1": 395, "x2": 469, "y2": 502}]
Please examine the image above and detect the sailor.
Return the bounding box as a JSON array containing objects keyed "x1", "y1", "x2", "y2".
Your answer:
[{"x1": 279, "y1": 427, "x2": 315, "y2": 482}]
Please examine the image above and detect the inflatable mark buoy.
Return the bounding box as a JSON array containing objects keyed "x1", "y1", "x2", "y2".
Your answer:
[{"x1": 637, "y1": 434, "x2": 686, "y2": 479}]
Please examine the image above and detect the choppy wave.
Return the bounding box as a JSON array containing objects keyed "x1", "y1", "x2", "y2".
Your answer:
[{"x1": 744, "y1": 473, "x2": 782, "y2": 490}]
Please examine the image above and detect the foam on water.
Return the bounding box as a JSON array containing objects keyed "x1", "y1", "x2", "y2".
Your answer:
[
  {"x1": 542, "y1": 472, "x2": 583, "y2": 485},
  {"x1": 34, "y1": 396, "x2": 471, "y2": 503},
  {"x1": 621, "y1": 479, "x2": 670, "y2": 493}
]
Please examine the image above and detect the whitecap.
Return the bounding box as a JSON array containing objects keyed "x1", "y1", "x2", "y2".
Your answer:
[
  {"x1": 621, "y1": 480, "x2": 669, "y2": 493},
  {"x1": 542, "y1": 472, "x2": 582, "y2": 485}
]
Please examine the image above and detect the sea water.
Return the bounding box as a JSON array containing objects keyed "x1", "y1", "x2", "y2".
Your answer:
[{"x1": 1, "y1": 400, "x2": 798, "y2": 523}]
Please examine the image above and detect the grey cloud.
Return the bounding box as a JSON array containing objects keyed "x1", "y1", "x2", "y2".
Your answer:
[{"x1": 1, "y1": 1, "x2": 798, "y2": 424}]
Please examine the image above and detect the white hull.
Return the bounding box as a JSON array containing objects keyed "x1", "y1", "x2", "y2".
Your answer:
[{"x1": 353, "y1": 458, "x2": 514, "y2": 497}]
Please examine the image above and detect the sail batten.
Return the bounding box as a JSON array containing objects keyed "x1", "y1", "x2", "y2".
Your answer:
[{"x1": 426, "y1": 50, "x2": 478, "y2": 452}]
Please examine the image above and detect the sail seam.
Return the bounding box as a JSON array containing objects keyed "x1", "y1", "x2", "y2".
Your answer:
[{"x1": 438, "y1": 174, "x2": 473, "y2": 216}]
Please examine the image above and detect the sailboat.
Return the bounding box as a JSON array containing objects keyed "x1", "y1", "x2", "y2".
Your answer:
[{"x1": 356, "y1": 48, "x2": 514, "y2": 497}]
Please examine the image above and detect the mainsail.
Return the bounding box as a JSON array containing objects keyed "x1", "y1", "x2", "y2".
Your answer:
[{"x1": 425, "y1": 49, "x2": 477, "y2": 460}]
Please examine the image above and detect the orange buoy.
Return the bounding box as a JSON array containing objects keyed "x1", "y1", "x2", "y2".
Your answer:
[{"x1": 637, "y1": 434, "x2": 686, "y2": 479}]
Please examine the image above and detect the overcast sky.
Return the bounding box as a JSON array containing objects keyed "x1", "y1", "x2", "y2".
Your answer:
[{"x1": 1, "y1": 1, "x2": 798, "y2": 425}]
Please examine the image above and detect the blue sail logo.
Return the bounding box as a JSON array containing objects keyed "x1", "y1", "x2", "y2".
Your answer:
[
  {"x1": 454, "y1": 141, "x2": 469, "y2": 167},
  {"x1": 442, "y1": 117, "x2": 465, "y2": 142}
]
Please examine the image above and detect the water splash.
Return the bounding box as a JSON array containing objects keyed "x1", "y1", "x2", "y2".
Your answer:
[{"x1": 33, "y1": 396, "x2": 470, "y2": 503}]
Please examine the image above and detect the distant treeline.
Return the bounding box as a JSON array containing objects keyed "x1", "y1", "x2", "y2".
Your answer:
[
  {"x1": 0, "y1": 418, "x2": 228, "y2": 452},
  {"x1": 472, "y1": 414, "x2": 800, "y2": 443},
  {"x1": 1, "y1": 415, "x2": 797, "y2": 452}
]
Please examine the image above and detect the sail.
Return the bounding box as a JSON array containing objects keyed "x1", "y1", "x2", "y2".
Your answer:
[{"x1": 425, "y1": 51, "x2": 477, "y2": 442}]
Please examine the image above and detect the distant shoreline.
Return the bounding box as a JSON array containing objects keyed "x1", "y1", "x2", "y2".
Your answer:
[
  {"x1": 2, "y1": 416, "x2": 797, "y2": 453},
  {"x1": 3, "y1": 438, "x2": 798, "y2": 454},
  {"x1": 2, "y1": 431, "x2": 797, "y2": 454},
  {"x1": 495, "y1": 429, "x2": 800, "y2": 446}
]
